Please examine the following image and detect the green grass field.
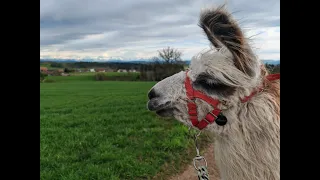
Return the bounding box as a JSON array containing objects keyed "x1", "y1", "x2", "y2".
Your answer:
[{"x1": 40, "y1": 76, "x2": 210, "y2": 180}]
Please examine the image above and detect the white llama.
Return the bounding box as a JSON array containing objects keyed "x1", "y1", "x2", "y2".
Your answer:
[{"x1": 147, "y1": 5, "x2": 280, "y2": 180}]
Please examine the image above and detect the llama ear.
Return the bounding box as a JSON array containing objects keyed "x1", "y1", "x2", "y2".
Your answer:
[
  {"x1": 193, "y1": 72, "x2": 236, "y2": 98},
  {"x1": 199, "y1": 5, "x2": 258, "y2": 77}
]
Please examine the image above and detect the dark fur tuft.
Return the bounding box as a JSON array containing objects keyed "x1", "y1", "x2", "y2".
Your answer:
[
  {"x1": 199, "y1": 5, "x2": 257, "y2": 77},
  {"x1": 193, "y1": 73, "x2": 236, "y2": 98}
]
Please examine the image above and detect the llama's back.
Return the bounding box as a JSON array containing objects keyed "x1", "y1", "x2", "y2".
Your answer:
[
  {"x1": 214, "y1": 68, "x2": 280, "y2": 180},
  {"x1": 260, "y1": 64, "x2": 280, "y2": 120}
]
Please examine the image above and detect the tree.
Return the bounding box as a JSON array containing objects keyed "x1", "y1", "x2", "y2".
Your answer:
[
  {"x1": 40, "y1": 72, "x2": 48, "y2": 82},
  {"x1": 265, "y1": 64, "x2": 280, "y2": 74},
  {"x1": 64, "y1": 68, "x2": 73, "y2": 73},
  {"x1": 139, "y1": 47, "x2": 185, "y2": 81},
  {"x1": 50, "y1": 62, "x2": 63, "y2": 68},
  {"x1": 157, "y1": 46, "x2": 183, "y2": 64}
]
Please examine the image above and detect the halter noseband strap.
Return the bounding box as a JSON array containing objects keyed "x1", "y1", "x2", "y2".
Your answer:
[{"x1": 184, "y1": 70, "x2": 222, "y2": 130}]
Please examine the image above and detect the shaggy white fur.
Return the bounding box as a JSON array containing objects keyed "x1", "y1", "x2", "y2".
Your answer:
[{"x1": 147, "y1": 5, "x2": 280, "y2": 180}]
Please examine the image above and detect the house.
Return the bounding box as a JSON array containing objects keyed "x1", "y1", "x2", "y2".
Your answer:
[
  {"x1": 129, "y1": 69, "x2": 137, "y2": 73},
  {"x1": 117, "y1": 69, "x2": 127, "y2": 73},
  {"x1": 40, "y1": 67, "x2": 48, "y2": 72},
  {"x1": 57, "y1": 69, "x2": 64, "y2": 73},
  {"x1": 95, "y1": 68, "x2": 105, "y2": 72},
  {"x1": 89, "y1": 69, "x2": 95, "y2": 72}
]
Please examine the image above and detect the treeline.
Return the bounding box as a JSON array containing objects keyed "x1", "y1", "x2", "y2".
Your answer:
[
  {"x1": 40, "y1": 61, "x2": 142, "y2": 71},
  {"x1": 265, "y1": 64, "x2": 280, "y2": 74},
  {"x1": 41, "y1": 46, "x2": 279, "y2": 82}
]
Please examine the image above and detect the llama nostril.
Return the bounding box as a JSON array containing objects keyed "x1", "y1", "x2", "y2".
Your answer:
[{"x1": 148, "y1": 88, "x2": 158, "y2": 100}]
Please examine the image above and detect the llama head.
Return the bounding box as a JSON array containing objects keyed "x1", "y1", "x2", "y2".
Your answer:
[{"x1": 147, "y1": 6, "x2": 263, "y2": 133}]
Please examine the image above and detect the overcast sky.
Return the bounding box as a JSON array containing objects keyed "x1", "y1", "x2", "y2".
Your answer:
[{"x1": 40, "y1": 0, "x2": 280, "y2": 61}]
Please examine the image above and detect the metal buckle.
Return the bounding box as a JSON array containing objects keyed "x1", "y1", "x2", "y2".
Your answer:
[{"x1": 193, "y1": 155, "x2": 208, "y2": 171}]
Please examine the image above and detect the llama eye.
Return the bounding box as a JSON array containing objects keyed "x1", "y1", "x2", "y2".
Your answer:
[{"x1": 193, "y1": 73, "x2": 236, "y2": 97}]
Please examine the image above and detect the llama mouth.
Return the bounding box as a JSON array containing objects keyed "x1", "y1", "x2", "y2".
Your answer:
[
  {"x1": 156, "y1": 108, "x2": 175, "y2": 117},
  {"x1": 147, "y1": 100, "x2": 171, "y2": 111}
]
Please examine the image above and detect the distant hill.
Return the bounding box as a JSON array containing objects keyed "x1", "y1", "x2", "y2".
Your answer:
[
  {"x1": 262, "y1": 60, "x2": 280, "y2": 65},
  {"x1": 40, "y1": 59, "x2": 279, "y2": 65},
  {"x1": 40, "y1": 59, "x2": 150, "y2": 64}
]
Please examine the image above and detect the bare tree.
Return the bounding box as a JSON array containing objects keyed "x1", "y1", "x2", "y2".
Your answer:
[{"x1": 157, "y1": 46, "x2": 183, "y2": 64}]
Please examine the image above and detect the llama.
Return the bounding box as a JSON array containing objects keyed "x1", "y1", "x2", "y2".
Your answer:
[{"x1": 147, "y1": 5, "x2": 280, "y2": 180}]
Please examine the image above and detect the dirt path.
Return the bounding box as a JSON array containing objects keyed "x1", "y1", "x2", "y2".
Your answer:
[{"x1": 168, "y1": 144, "x2": 220, "y2": 180}]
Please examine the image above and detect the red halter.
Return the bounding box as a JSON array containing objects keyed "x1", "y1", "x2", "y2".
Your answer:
[{"x1": 184, "y1": 70, "x2": 280, "y2": 130}]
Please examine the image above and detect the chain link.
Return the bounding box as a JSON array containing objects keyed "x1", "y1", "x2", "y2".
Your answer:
[{"x1": 188, "y1": 127, "x2": 209, "y2": 180}]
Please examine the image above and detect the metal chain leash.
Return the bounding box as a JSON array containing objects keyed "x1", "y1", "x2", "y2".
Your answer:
[{"x1": 188, "y1": 127, "x2": 209, "y2": 180}]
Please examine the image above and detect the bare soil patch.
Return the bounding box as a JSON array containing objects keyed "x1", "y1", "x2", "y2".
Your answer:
[{"x1": 168, "y1": 144, "x2": 220, "y2": 180}]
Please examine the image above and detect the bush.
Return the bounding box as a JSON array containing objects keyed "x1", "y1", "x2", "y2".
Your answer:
[
  {"x1": 40, "y1": 72, "x2": 47, "y2": 78},
  {"x1": 40, "y1": 72, "x2": 48, "y2": 82},
  {"x1": 64, "y1": 68, "x2": 75, "y2": 73},
  {"x1": 139, "y1": 63, "x2": 184, "y2": 81},
  {"x1": 95, "y1": 72, "x2": 107, "y2": 81}
]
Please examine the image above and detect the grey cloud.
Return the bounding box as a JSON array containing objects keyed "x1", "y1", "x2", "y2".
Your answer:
[
  {"x1": 40, "y1": 0, "x2": 279, "y2": 54},
  {"x1": 40, "y1": 0, "x2": 198, "y2": 46}
]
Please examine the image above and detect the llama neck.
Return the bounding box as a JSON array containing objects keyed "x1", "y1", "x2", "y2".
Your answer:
[{"x1": 213, "y1": 93, "x2": 280, "y2": 180}]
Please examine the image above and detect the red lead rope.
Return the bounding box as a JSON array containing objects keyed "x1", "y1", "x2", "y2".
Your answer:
[{"x1": 185, "y1": 71, "x2": 280, "y2": 130}]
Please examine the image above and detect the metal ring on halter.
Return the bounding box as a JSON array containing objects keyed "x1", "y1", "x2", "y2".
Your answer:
[
  {"x1": 194, "y1": 131, "x2": 201, "y2": 142},
  {"x1": 193, "y1": 156, "x2": 208, "y2": 171}
]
